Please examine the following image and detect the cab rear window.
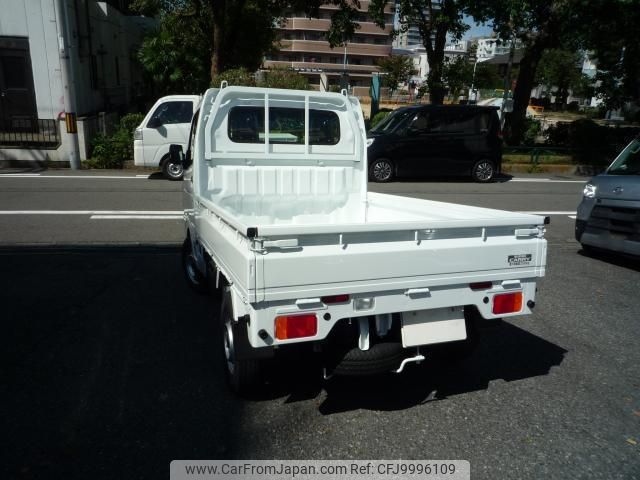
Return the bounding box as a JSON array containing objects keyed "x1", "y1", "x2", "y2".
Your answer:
[{"x1": 228, "y1": 106, "x2": 340, "y2": 145}]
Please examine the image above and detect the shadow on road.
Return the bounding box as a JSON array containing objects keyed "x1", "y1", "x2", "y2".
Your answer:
[
  {"x1": 260, "y1": 321, "x2": 567, "y2": 415},
  {"x1": 578, "y1": 247, "x2": 640, "y2": 272},
  {"x1": 1, "y1": 246, "x2": 568, "y2": 478},
  {"x1": 1, "y1": 246, "x2": 239, "y2": 479}
]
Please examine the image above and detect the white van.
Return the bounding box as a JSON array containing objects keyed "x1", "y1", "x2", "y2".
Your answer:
[{"x1": 133, "y1": 95, "x2": 201, "y2": 180}]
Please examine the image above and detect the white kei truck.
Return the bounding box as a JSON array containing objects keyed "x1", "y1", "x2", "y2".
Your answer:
[{"x1": 169, "y1": 85, "x2": 548, "y2": 395}]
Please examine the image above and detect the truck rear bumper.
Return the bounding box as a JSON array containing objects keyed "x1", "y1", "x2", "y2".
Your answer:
[{"x1": 234, "y1": 277, "x2": 538, "y2": 350}]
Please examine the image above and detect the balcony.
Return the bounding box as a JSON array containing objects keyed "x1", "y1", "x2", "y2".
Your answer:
[
  {"x1": 278, "y1": 39, "x2": 391, "y2": 57},
  {"x1": 281, "y1": 18, "x2": 392, "y2": 36},
  {"x1": 264, "y1": 60, "x2": 381, "y2": 75}
]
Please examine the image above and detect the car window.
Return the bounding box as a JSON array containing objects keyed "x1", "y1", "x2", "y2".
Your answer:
[
  {"x1": 407, "y1": 111, "x2": 429, "y2": 133},
  {"x1": 148, "y1": 101, "x2": 193, "y2": 126},
  {"x1": 228, "y1": 106, "x2": 340, "y2": 145},
  {"x1": 429, "y1": 110, "x2": 477, "y2": 134},
  {"x1": 370, "y1": 109, "x2": 412, "y2": 133},
  {"x1": 607, "y1": 139, "x2": 640, "y2": 175}
]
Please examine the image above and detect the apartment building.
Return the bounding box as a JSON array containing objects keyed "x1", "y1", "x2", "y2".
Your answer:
[{"x1": 263, "y1": 1, "x2": 394, "y2": 94}]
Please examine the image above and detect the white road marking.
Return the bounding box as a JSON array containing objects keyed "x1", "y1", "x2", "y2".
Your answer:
[
  {"x1": 1, "y1": 173, "x2": 41, "y2": 176},
  {"x1": 0, "y1": 210, "x2": 182, "y2": 215},
  {"x1": 90, "y1": 215, "x2": 182, "y2": 220},
  {"x1": 0, "y1": 175, "x2": 146, "y2": 179},
  {"x1": 510, "y1": 178, "x2": 586, "y2": 183},
  {"x1": 568, "y1": 215, "x2": 577, "y2": 219},
  {"x1": 516, "y1": 211, "x2": 577, "y2": 215},
  {"x1": 135, "y1": 174, "x2": 150, "y2": 178}
]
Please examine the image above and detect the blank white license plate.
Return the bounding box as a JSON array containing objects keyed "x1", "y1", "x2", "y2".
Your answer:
[{"x1": 401, "y1": 307, "x2": 467, "y2": 347}]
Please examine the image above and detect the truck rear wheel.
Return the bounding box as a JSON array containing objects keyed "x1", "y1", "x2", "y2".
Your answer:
[
  {"x1": 182, "y1": 238, "x2": 208, "y2": 294},
  {"x1": 220, "y1": 289, "x2": 263, "y2": 395}
]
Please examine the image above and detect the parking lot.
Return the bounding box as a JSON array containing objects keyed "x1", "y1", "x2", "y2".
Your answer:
[{"x1": 2, "y1": 172, "x2": 639, "y2": 479}]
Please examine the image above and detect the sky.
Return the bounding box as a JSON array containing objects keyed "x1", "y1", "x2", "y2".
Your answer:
[{"x1": 463, "y1": 15, "x2": 494, "y2": 40}]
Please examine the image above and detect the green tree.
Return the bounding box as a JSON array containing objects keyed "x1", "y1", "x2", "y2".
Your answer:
[
  {"x1": 470, "y1": 0, "x2": 577, "y2": 144},
  {"x1": 443, "y1": 56, "x2": 473, "y2": 99},
  {"x1": 370, "y1": 1, "x2": 469, "y2": 104},
  {"x1": 377, "y1": 55, "x2": 417, "y2": 97},
  {"x1": 133, "y1": 0, "x2": 362, "y2": 91},
  {"x1": 535, "y1": 48, "x2": 586, "y2": 109},
  {"x1": 577, "y1": 0, "x2": 640, "y2": 110}
]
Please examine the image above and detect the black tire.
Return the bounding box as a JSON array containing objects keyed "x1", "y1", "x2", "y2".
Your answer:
[
  {"x1": 181, "y1": 238, "x2": 208, "y2": 294},
  {"x1": 332, "y1": 342, "x2": 405, "y2": 376},
  {"x1": 580, "y1": 243, "x2": 596, "y2": 255},
  {"x1": 162, "y1": 155, "x2": 183, "y2": 181},
  {"x1": 471, "y1": 159, "x2": 496, "y2": 183},
  {"x1": 369, "y1": 157, "x2": 395, "y2": 182},
  {"x1": 220, "y1": 289, "x2": 264, "y2": 395}
]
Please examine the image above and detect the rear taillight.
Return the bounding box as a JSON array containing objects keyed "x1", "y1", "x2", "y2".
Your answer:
[
  {"x1": 274, "y1": 314, "x2": 318, "y2": 340},
  {"x1": 492, "y1": 292, "x2": 523, "y2": 315},
  {"x1": 321, "y1": 294, "x2": 350, "y2": 304}
]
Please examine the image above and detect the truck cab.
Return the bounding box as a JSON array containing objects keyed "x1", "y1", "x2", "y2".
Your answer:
[{"x1": 133, "y1": 94, "x2": 200, "y2": 180}]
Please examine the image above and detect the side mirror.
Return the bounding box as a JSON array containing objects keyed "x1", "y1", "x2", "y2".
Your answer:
[
  {"x1": 406, "y1": 127, "x2": 420, "y2": 137},
  {"x1": 147, "y1": 117, "x2": 162, "y2": 129},
  {"x1": 169, "y1": 144, "x2": 184, "y2": 165}
]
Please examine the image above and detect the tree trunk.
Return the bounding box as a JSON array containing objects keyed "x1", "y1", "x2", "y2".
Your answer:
[
  {"x1": 507, "y1": 43, "x2": 545, "y2": 145},
  {"x1": 210, "y1": 0, "x2": 226, "y2": 79}
]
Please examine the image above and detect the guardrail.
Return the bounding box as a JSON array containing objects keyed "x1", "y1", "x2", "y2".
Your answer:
[{"x1": 0, "y1": 118, "x2": 60, "y2": 148}]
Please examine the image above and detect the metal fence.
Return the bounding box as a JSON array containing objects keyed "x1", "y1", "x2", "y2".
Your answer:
[{"x1": 0, "y1": 118, "x2": 60, "y2": 148}]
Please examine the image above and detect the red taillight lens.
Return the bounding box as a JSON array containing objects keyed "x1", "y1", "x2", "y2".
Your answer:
[
  {"x1": 321, "y1": 294, "x2": 350, "y2": 304},
  {"x1": 274, "y1": 314, "x2": 318, "y2": 340},
  {"x1": 470, "y1": 281, "x2": 493, "y2": 290},
  {"x1": 492, "y1": 292, "x2": 523, "y2": 315}
]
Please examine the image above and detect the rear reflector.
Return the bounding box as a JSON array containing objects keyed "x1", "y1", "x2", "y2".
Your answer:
[
  {"x1": 492, "y1": 292, "x2": 523, "y2": 315},
  {"x1": 275, "y1": 314, "x2": 318, "y2": 340},
  {"x1": 321, "y1": 294, "x2": 350, "y2": 304},
  {"x1": 470, "y1": 281, "x2": 493, "y2": 290}
]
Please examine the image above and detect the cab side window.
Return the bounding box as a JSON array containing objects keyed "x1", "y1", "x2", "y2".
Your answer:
[{"x1": 148, "y1": 101, "x2": 193, "y2": 127}]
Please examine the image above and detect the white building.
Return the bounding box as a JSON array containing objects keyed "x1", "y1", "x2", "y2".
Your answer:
[
  {"x1": 394, "y1": 40, "x2": 469, "y2": 83},
  {"x1": 476, "y1": 37, "x2": 522, "y2": 60},
  {"x1": 0, "y1": 0, "x2": 155, "y2": 165}
]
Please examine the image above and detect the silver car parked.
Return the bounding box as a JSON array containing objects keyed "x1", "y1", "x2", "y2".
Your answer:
[{"x1": 575, "y1": 137, "x2": 640, "y2": 256}]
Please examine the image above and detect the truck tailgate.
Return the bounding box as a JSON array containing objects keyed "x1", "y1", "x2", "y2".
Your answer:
[{"x1": 256, "y1": 227, "x2": 546, "y2": 302}]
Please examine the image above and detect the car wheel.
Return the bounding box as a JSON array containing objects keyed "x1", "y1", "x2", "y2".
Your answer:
[
  {"x1": 162, "y1": 155, "x2": 183, "y2": 181},
  {"x1": 182, "y1": 238, "x2": 208, "y2": 294},
  {"x1": 220, "y1": 289, "x2": 264, "y2": 395},
  {"x1": 369, "y1": 158, "x2": 394, "y2": 182},
  {"x1": 471, "y1": 159, "x2": 495, "y2": 183}
]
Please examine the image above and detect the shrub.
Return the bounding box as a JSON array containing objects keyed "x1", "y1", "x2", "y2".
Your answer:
[
  {"x1": 370, "y1": 110, "x2": 391, "y2": 129},
  {"x1": 545, "y1": 118, "x2": 640, "y2": 166},
  {"x1": 87, "y1": 113, "x2": 144, "y2": 169},
  {"x1": 211, "y1": 68, "x2": 256, "y2": 88},
  {"x1": 522, "y1": 118, "x2": 542, "y2": 146},
  {"x1": 259, "y1": 68, "x2": 310, "y2": 90}
]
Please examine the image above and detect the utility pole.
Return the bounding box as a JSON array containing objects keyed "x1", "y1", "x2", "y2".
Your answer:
[{"x1": 54, "y1": 0, "x2": 81, "y2": 170}]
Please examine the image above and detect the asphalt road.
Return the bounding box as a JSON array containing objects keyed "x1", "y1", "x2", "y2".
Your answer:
[{"x1": 1, "y1": 172, "x2": 639, "y2": 480}]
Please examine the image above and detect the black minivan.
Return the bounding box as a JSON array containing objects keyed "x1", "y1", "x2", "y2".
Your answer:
[{"x1": 367, "y1": 105, "x2": 502, "y2": 182}]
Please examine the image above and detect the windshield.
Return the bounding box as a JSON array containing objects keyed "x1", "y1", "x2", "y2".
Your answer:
[
  {"x1": 370, "y1": 109, "x2": 413, "y2": 133},
  {"x1": 607, "y1": 139, "x2": 640, "y2": 175}
]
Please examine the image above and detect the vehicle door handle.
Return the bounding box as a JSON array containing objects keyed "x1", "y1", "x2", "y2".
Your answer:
[{"x1": 405, "y1": 287, "x2": 431, "y2": 297}]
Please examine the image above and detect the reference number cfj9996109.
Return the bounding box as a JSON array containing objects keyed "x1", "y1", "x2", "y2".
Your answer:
[{"x1": 377, "y1": 462, "x2": 458, "y2": 476}]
